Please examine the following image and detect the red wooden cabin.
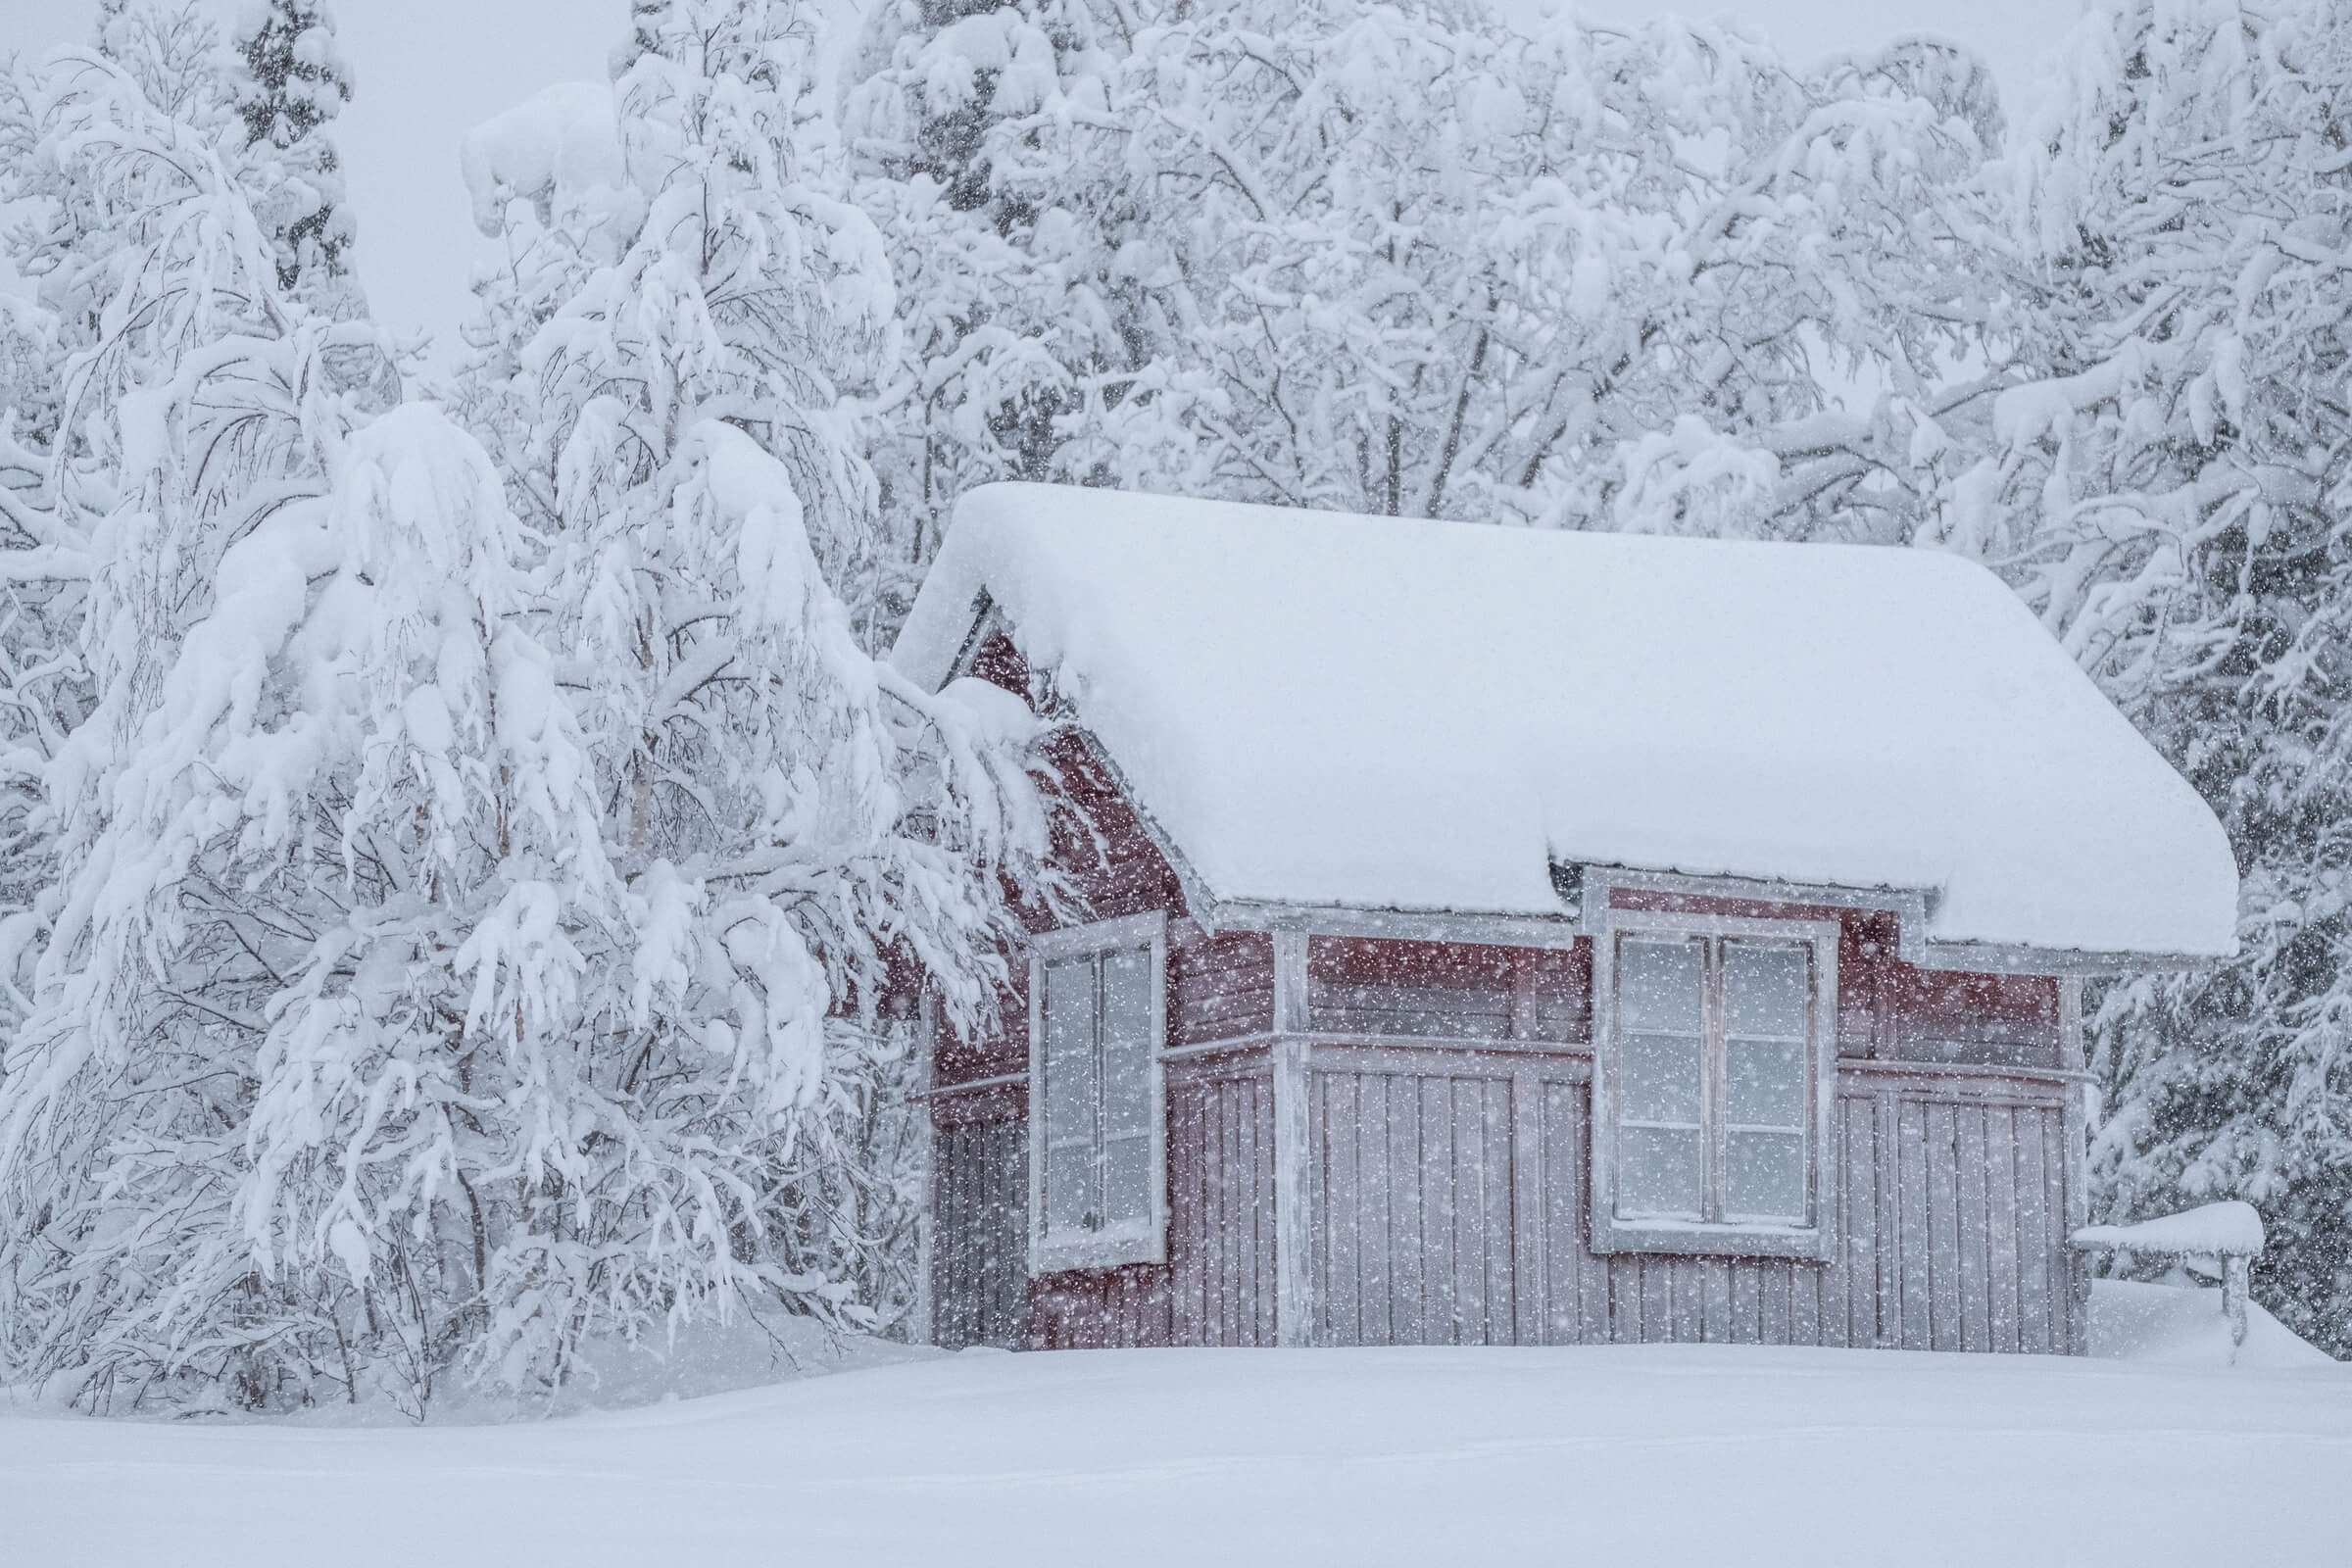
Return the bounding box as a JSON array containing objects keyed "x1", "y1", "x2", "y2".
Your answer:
[{"x1": 892, "y1": 484, "x2": 2239, "y2": 1355}]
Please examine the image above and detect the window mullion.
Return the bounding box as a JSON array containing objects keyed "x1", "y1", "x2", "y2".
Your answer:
[
  {"x1": 1091, "y1": 955, "x2": 1107, "y2": 1232},
  {"x1": 1702, "y1": 937, "x2": 1725, "y2": 1225}
]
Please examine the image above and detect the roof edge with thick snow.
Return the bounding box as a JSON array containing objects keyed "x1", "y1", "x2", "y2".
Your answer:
[{"x1": 894, "y1": 483, "x2": 2239, "y2": 965}]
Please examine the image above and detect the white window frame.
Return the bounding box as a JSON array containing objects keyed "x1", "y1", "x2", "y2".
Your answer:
[
  {"x1": 1591, "y1": 906, "x2": 1840, "y2": 1260},
  {"x1": 1027, "y1": 911, "x2": 1169, "y2": 1274}
]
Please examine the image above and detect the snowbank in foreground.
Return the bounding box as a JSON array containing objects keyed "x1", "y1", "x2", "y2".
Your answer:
[{"x1": 3, "y1": 1343, "x2": 2344, "y2": 1568}]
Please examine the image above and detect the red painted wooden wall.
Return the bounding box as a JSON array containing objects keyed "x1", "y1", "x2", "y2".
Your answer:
[{"x1": 925, "y1": 631, "x2": 2082, "y2": 1356}]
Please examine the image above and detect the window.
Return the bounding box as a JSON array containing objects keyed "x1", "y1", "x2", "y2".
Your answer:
[
  {"x1": 1028, "y1": 912, "x2": 1167, "y2": 1272},
  {"x1": 1592, "y1": 910, "x2": 1838, "y2": 1258}
]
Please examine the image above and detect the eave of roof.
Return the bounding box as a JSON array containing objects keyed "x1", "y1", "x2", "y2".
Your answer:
[{"x1": 897, "y1": 483, "x2": 2241, "y2": 971}]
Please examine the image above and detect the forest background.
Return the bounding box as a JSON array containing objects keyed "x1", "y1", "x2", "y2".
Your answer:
[{"x1": 0, "y1": 0, "x2": 2346, "y2": 1416}]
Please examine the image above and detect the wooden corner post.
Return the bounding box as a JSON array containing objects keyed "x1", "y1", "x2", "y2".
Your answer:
[
  {"x1": 2060, "y1": 975, "x2": 2092, "y2": 1355},
  {"x1": 1272, "y1": 930, "x2": 1314, "y2": 1348}
]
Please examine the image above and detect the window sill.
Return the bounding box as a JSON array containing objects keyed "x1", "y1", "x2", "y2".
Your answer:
[
  {"x1": 1591, "y1": 1215, "x2": 1834, "y2": 1261},
  {"x1": 1031, "y1": 1231, "x2": 1165, "y2": 1275}
]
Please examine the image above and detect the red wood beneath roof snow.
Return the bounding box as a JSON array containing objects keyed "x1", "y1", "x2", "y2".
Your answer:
[{"x1": 1609, "y1": 888, "x2": 2058, "y2": 1066}]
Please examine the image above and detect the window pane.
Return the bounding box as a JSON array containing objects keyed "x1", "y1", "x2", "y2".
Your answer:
[
  {"x1": 1727, "y1": 1037, "x2": 1806, "y2": 1129},
  {"x1": 1724, "y1": 944, "x2": 1807, "y2": 1038},
  {"x1": 1622, "y1": 1029, "x2": 1701, "y2": 1125},
  {"x1": 1045, "y1": 1143, "x2": 1095, "y2": 1235},
  {"x1": 1042, "y1": 957, "x2": 1096, "y2": 1147},
  {"x1": 1618, "y1": 1125, "x2": 1701, "y2": 1219},
  {"x1": 1619, "y1": 940, "x2": 1702, "y2": 1033},
  {"x1": 1100, "y1": 948, "x2": 1153, "y2": 1140},
  {"x1": 1726, "y1": 1131, "x2": 1807, "y2": 1222},
  {"x1": 1102, "y1": 1132, "x2": 1153, "y2": 1229}
]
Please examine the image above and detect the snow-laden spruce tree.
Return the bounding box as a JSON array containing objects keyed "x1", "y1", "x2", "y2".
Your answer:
[
  {"x1": 229, "y1": 0, "x2": 360, "y2": 313},
  {"x1": 844, "y1": 0, "x2": 1141, "y2": 599},
  {"x1": 460, "y1": 0, "x2": 1047, "y2": 1366},
  {"x1": 1975, "y1": 0, "x2": 2352, "y2": 1354}
]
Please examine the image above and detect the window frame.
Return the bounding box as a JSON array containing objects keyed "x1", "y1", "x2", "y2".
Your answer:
[
  {"x1": 1590, "y1": 907, "x2": 1840, "y2": 1260},
  {"x1": 1026, "y1": 911, "x2": 1169, "y2": 1274}
]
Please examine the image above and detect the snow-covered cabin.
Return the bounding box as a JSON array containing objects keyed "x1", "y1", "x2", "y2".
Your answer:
[{"x1": 892, "y1": 483, "x2": 2239, "y2": 1354}]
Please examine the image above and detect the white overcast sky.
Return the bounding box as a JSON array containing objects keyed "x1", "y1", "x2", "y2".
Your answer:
[{"x1": 0, "y1": 0, "x2": 2088, "y2": 362}]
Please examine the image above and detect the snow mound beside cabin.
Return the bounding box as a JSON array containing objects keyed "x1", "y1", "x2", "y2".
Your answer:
[
  {"x1": 5, "y1": 1343, "x2": 2344, "y2": 1567},
  {"x1": 893, "y1": 484, "x2": 2238, "y2": 959},
  {"x1": 2090, "y1": 1277, "x2": 2332, "y2": 1369}
]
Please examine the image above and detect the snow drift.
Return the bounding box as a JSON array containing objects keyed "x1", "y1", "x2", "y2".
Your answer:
[{"x1": 2, "y1": 1333, "x2": 2342, "y2": 1567}]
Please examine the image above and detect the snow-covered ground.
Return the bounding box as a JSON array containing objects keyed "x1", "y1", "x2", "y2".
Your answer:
[{"x1": 4, "y1": 1329, "x2": 2344, "y2": 1567}]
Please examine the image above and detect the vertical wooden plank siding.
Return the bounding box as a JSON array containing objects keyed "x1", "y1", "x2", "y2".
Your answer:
[
  {"x1": 1955, "y1": 1106, "x2": 1990, "y2": 1352},
  {"x1": 2016, "y1": 1109, "x2": 2051, "y2": 1355},
  {"x1": 1870, "y1": 1092, "x2": 1902, "y2": 1348},
  {"x1": 1029, "y1": 1264, "x2": 1170, "y2": 1349},
  {"x1": 2059, "y1": 977, "x2": 2090, "y2": 1357},
  {"x1": 1271, "y1": 934, "x2": 1315, "y2": 1348},
  {"x1": 1454, "y1": 1079, "x2": 1490, "y2": 1343},
  {"x1": 1389, "y1": 1080, "x2": 1426, "y2": 1343},
  {"x1": 2049, "y1": 1106, "x2": 2080, "y2": 1355},
  {"x1": 1360, "y1": 1076, "x2": 1394, "y2": 1345},
  {"x1": 1167, "y1": 1066, "x2": 1279, "y2": 1348},
  {"x1": 1898, "y1": 1098, "x2": 1934, "y2": 1348},
  {"x1": 1272, "y1": 1036, "x2": 1314, "y2": 1347},
  {"x1": 1305, "y1": 1062, "x2": 1544, "y2": 1347},
  {"x1": 929, "y1": 1114, "x2": 1028, "y2": 1349},
  {"x1": 1325, "y1": 1071, "x2": 1362, "y2": 1343},
  {"x1": 1539, "y1": 1082, "x2": 1580, "y2": 1343},
  {"x1": 1986, "y1": 1105, "x2": 2023, "y2": 1354},
  {"x1": 1510, "y1": 1067, "x2": 1546, "y2": 1347},
  {"x1": 1420, "y1": 1075, "x2": 1458, "y2": 1341},
  {"x1": 1290, "y1": 1057, "x2": 2077, "y2": 1356},
  {"x1": 1926, "y1": 1102, "x2": 1962, "y2": 1350}
]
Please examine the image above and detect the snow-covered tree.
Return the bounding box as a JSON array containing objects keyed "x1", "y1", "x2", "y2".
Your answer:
[
  {"x1": 466, "y1": 0, "x2": 891, "y2": 598},
  {"x1": 0, "y1": 30, "x2": 253, "y2": 1066},
  {"x1": 1547, "y1": 25, "x2": 2010, "y2": 545},
  {"x1": 94, "y1": 0, "x2": 237, "y2": 130},
  {"x1": 1975, "y1": 0, "x2": 2352, "y2": 1355},
  {"x1": 0, "y1": 40, "x2": 425, "y2": 1407},
  {"x1": 0, "y1": 9, "x2": 1044, "y2": 1410},
  {"x1": 1007, "y1": 3, "x2": 2007, "y2": 540},
  {"x1": 845, "y1": 0, "x2": 1142, "y2": 597},
  {"x1": 459, "y1": 0, "x2": 1046, "y2": 1364},
  {"x1": 230, "y1": 0, "x2": 359, "y2": 312}
]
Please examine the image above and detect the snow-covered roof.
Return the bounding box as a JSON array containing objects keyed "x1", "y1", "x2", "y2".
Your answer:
[{"x1": 893, "y1": 484, "x2": 2238, "y2": 962}]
